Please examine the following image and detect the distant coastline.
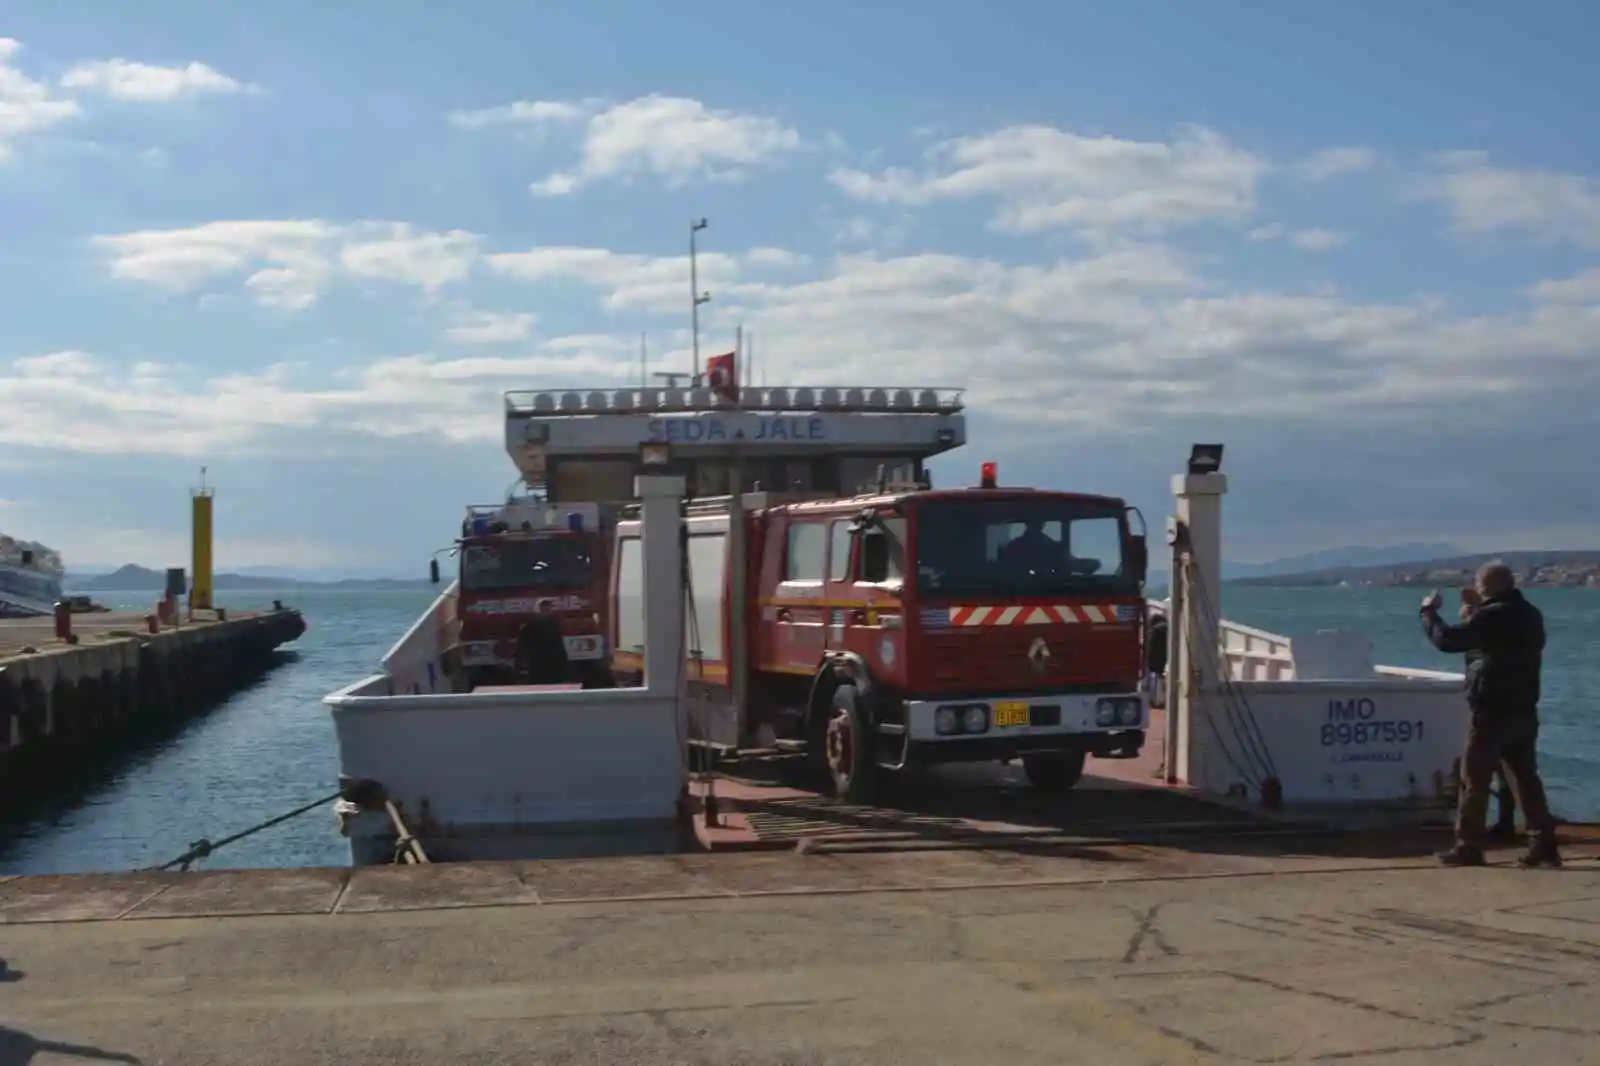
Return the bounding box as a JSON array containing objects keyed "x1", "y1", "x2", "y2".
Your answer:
[
  {"x1": 65, "y1": 564, "x2": 432, "y2": 592},
  {"x1": 1231, "y1": 550, "x2": 1600, "y2": 590}
]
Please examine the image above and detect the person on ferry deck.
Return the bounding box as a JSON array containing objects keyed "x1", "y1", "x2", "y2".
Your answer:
[
  {"x1": 1459, "y1": 586, "x2": 1518, "y2": 841},
  {"x1": 1420, "y1": 563, "x2": 1560, "y2": 868}
]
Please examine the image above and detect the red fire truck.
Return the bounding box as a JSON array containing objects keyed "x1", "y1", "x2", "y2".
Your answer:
[
  {"x1": 499, "y1": 380, "x2": 1150, "y2": 798},
  {"x1": 608, "y1": 462, "x2": 1150, "y2": 799},
  {"x1": 431, "y1": 496, "x2": 613, "y2": 689}
]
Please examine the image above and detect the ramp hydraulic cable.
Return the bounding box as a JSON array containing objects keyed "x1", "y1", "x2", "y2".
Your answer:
[
  {"x1": 1184, "y1": 559, "x2": 1280, "y2": 783},
  {"x1": 1175, "y1": 556, "x2": 1277, "y2": 796}
]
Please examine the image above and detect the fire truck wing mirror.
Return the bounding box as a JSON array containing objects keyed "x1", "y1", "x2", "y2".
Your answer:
[
  {"x1": 1129, "y1": 534, "x2": 1149, "y2": 585},
  {"x1": 429, "y1": 558, "x2": 441, "y2": 585},
  {"x1": 847, "y1": 506, "x2": 884, "y2": 536}
]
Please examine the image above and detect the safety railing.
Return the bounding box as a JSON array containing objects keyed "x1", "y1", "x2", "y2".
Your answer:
[{"x1": 504, "y1": 386, "x2": 966, "y2": 416}]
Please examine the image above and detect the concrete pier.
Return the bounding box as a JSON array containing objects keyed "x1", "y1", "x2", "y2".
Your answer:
[
  {"x1": 0, "y1": 835, "x2": 1597, "y2": 1063},
  {"x1": 0, "y1": 608, "x2": 307, "y2": 805}
]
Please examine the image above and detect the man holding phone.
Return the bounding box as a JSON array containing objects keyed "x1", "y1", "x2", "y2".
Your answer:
[{"x1": 1420, "y1": 562, "x2": 1560, "y2": 868}]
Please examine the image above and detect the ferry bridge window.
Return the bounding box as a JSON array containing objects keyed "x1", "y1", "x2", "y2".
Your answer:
[
  {"x1": 460, "y1": 538, "x2": 591, "y2": 591},
  {"x1": 912, "y1": 498, "x2": 1130, "y2": 597}
]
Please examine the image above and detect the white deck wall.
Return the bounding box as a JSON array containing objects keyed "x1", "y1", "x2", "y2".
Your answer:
[{"x1": 327, "y1": 476, "x2": 690, "y2": 855}]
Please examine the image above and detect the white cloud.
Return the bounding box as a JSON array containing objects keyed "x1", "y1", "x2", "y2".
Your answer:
[
  {"x1": 1248, "y1": 224, "x2": 1349, "y2": 251},
  {"x1": 829, "y1": 124, "x2": 1266, "y2": 234},
  {"x1": 745, "y1": 247, "x2": 810, "y2": 268},
  {"x1": 0, "y1": 38, "x2": 82, "y2": 160},
  {"x1": 25, "y1": 235, "x2": 1600, "y2": 464},
  {"x1": 1422, "y1": 151, "x2": 1600, "y2": 248},
  {"x1": 448, "y1": 98, "x2": 601, "y2": 129},
  {"x1": 443, "y1": 309, "x2": 537, "y2": 344},
  {"x1": 462, "y1": 94, "x2": 802, "y2": 195},
  {"x1": 1293, "y1": 147, "x2": 1376, "y2": 182},
  {"x1": 92, "y1": 220, "x2": 482, "y2": 309},
  {"x1": 0, "y1": 338, "x2": 643, "y2": 458},
  {"x1": 339, "y1": 223, "x2": 482, "y2": 293},
  {"x1": 60, "y1": 58, "x2": 250, "y2": 102},
  {"x1": 1290, "y1": 228, "x2": 1348, "y2": 251},
  {"x1": 487, "y1": 245, "x2": 745, "y2": 313},
  {"x1": 1527, "y1": 268, "x2": 1600, "y2": 304}
]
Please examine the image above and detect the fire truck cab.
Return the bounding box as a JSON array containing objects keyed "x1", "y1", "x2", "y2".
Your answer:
[
  {"x1": 503, "y1": 383, "x2": 1152, "y2": 800},
  {"x1": 434, "y1": 493, "x2": 612, "y2": 689}
]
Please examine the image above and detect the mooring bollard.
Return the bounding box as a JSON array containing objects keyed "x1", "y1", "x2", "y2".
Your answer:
[{"x1": 53, "y1": 601, "x2": 72, "y2": 642}]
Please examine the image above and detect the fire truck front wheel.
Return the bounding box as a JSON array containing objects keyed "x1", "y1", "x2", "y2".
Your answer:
[
  {"x1": 1022, "y1": 749, "x2": 1087, "y2": 793},
  {"x1": 824, "y1": 685, "x2": 876, "y2": 803}
]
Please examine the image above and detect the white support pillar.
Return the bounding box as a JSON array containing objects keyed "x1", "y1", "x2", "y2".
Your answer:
[
  {"x1": 1171, "y1": 471, "x2": 1229, "y2": 793},
  {"x1": 636, "y1": 475, "x2": 686, "y2": 698}
]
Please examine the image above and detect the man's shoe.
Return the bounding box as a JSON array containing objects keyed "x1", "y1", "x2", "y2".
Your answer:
[
  {"x1": 1516, "y1": 839, "x2": 1563, "y2": 869},
  {"x1": 1437, "y1": 844, "x2": 1487, "y2": 867}
]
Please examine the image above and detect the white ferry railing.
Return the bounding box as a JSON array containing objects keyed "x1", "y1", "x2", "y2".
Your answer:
[
  {"x1": 1147, "y1": 599, "x2": 1461, "y2": 684},
  {"x1": 504, "y1": 386, "x2": 966, "y2": 416}
]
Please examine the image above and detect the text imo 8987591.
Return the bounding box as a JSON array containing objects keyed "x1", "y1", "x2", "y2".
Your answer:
[{"x1": 1319, "y1": 697, "x2": 1424, "y2": 748}]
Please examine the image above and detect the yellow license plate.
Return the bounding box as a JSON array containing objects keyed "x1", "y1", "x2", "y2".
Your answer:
[{"x1": 993, "y1": 701, "x2": 1029, "y2": 728}]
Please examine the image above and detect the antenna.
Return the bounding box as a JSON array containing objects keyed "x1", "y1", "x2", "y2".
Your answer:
[{"x1": 689, "y1": 218, "x2": 710, "y2": 384}]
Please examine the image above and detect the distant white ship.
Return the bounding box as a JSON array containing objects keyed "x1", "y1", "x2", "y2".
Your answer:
[{"x1": 0, "y1": 533, "x2": 65, "y2": 618}]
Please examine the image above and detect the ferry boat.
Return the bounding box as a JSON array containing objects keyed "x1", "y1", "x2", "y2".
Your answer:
[
  {"x1": 324, "y1": 377, "x2": 1472, "y2": 866},
  {"x1": 0, "y1": 533, "x2": 65, "y2": 618}
]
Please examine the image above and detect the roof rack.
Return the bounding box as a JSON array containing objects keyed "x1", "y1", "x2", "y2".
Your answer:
[{"x1": 504, "y1": 386, "x2": 965, "y2": 417}]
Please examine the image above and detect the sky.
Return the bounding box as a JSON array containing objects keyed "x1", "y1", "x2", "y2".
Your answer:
[{"x1": 2, "y1": 0, "x2": 1598, "y2": 575}]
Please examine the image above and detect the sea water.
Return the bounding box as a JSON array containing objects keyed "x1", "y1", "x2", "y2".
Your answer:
[{"x1": 1, "y1": 585, "x2": 1595, "y2": 875}]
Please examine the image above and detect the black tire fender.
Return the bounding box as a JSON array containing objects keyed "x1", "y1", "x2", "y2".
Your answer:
[{"x1": 805, "y1": 651, "x2": 873, "y2": 733}]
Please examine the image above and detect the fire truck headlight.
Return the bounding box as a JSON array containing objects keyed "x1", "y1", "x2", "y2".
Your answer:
[
  {"x1": 935, "y1": 707, "x2": 960, "y2": 735},
  {"x1": 961, "y1": 706, "x2": 989, "y2": 734},
  {"x1": 1095, "y1": 699, "x2": 1117, "y2": 727},
  {"x1": 1117, "y1": 700, "x2": 1142, "y2": 726}
]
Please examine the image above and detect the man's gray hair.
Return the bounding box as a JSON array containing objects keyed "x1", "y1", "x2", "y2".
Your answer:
[{"x1": 1476, "y1": 560, "x2": 1516, "y2": 596}]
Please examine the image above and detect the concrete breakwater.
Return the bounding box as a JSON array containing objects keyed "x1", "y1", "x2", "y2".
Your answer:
[{"x1": 0, "y1": 608, "x2": 307, "y2": 806}]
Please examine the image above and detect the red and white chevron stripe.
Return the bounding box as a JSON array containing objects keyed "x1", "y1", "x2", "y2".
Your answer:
[{"x1": 946, "y1": 604, "x2": 1122, "y2": 626}]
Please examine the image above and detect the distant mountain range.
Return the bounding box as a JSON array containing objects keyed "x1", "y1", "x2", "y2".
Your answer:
[
  {"x1": 1233, "y1": 549, "x2": 1600, "y2": 589},
  {"x1": 66, "y1": 564, "x2": 432, "y2": 592},
  {"x1": 72, "y1": 542, "x2": 1479, "y2": 594},
  {"x1": 1147, "y1": 541, "x2": 1464, "y2": 588}
]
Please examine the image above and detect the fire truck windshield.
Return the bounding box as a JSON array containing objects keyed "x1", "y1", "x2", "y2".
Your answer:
[
  {"x1": 459, "y1": 537, "x2": 591, "y2": 592},
  {"x1": 913, "y1": 498, "x2": 1133, "y2": 598}
]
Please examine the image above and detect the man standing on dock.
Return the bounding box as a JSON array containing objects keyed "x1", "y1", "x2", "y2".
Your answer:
[
  {"x1": 1420, "y1": 563, "x2": 1561, "y2": 868},
  {"x1": 1459, "y1": 586, "x2": 1518, "y2": 841}
]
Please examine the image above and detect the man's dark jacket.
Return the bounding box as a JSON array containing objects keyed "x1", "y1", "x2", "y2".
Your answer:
[{"x1": 1421, "y1": 589, "x2": 1544, "y2": 716}]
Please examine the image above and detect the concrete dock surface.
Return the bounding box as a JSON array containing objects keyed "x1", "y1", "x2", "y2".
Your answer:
[{"x1": 3, "y1": 837, "x2": 1600, "y2": 1064}]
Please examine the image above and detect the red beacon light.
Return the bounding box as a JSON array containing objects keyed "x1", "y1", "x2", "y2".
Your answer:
[{"x1": 980, "y1": 461, "x2": 997, "y2": 489}]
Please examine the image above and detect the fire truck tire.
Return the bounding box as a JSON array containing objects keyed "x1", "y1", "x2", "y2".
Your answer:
[
  {"x1": 824, "y1": 685, "x2": 876, "y2": 803},
  {"x1": 1022, "y1": 750, "x2": 1086, "y2": 793}
]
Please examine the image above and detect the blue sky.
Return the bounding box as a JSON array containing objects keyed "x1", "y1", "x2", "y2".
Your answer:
[{"x1": 3, "y1": 0, "x2": 1598, "y2": 574}]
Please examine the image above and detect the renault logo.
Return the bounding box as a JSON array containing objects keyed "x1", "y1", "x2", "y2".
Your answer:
[{"x1": 1028, "y1": 637, "x2": 1051, "y2": 673}]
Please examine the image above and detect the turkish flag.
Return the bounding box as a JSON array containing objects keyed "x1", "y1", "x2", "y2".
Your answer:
[{"x1": 705, "y1": 351, "x2": 738, "y2": 403}]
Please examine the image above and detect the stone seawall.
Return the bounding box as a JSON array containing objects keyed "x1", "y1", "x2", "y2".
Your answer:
[{"x1": 0, "y1": 608, "x2": 307, "y2": 805}]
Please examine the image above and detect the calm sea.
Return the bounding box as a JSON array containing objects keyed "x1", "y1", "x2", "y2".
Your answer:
[{"x1": 2, "y1": 585, "x2": 1596, "y2": 875}]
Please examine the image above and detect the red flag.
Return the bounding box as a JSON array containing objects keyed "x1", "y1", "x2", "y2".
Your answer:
[{"x1": 705, "y1": 351, "x2": 738, "y2": 403}]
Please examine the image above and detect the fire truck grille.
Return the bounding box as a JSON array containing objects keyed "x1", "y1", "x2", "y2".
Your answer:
[{"x1": 918, "y1": 629, "x2": 1136, "y2": 695}]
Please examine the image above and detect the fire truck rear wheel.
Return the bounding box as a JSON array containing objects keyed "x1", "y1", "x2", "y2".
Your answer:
[
  {"x1": 824, "y1": 685, "x2": 875, "y2": 803},
  {"x1": 1022, "y1": 750, "x2": 1087, "y2": 793}
]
